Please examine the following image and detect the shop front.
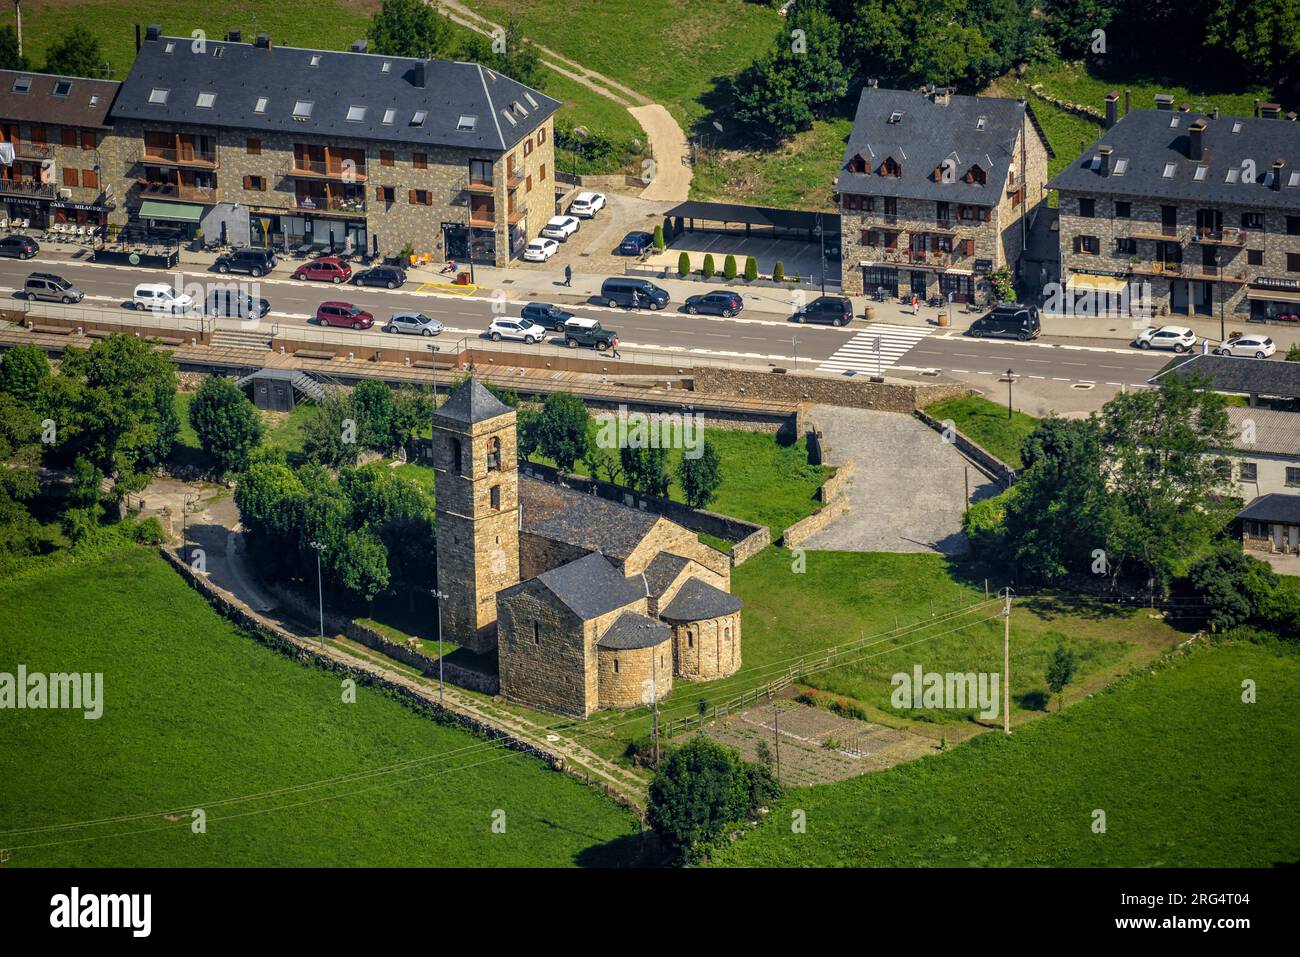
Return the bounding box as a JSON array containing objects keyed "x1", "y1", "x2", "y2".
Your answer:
[
  {"x1": 1247, "y1": 280, "x2": 1300, "y2": 324},
  {"x1": 442, "y1": 221, "x2": 497, "y2": 265},
  {"x1": 135, "y1": 199, "x2": 204, "y2": 242},
  {"x1": 861, "y1": 264, "x2": 899, "y2": 297},
  {"x1": 50, "y1": 200, "x2": 109, "y2": 230},
  {"x1": 940, "y1": 268, "x2": 975, "y2": 303},
  {"x1": 250, "y1": 210, "x2": 367, "y2": 256}
]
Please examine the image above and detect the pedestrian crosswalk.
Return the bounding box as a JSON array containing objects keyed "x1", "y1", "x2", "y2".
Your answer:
[{"x1": 815, "y1": 324, "x2": 932, "y2": 375}]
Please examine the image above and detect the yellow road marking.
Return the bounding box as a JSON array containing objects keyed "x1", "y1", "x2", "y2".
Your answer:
[{"x1": 415, "y1": 281, "x2": 479, "y2": 295}]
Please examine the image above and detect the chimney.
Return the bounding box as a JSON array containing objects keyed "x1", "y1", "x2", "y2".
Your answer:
[
  {"x1": 1260, "y1": 102, "x2": 1282, "y2": 119},
  {"x1": 350, "y1": 39, "x2": 367, "y2": 54},
  {"x1": 933, "y1": 87, "x2": 950, "y2": 107},
  {"x1": 866, "y1": 78, "x2": 878, "y2": 89},
  {"x1": 414, "y1": 60, "x2": 427, "y2": 88},
  {"x1": 1155, "y1": 94, "x2": 1174, "y2": 111},
  {"x1": 1289, "y1": 112, "x2": 1298, "y2": 122},
  {"x1": 1211, "y1": 106, "x2": 1219, "y2": 120},
  {"x1": 1179, "y1": 102, "x2": 1191, "y2": 113},
  {"x1": 255, "y1": 33, "x2": 271, "y2": 50},
  {"x1": 1188, "y1": 119, "x2": 1206, "y2": 161},
  {"x1": 227, "y1": 29, "x2": 241, "y2": 43},
  {"x1": 1098, "y1": 144, "x2": 1113, "y2": 176},
  {"x1": 145, "y1": 24, "x2": 161, "y2": 42},
  {"x1": 1123, "y1": 89, "x2": 1131, "y2": 114},
  {"x1": 1104, "y1": 90, "x2": 1119, "y2": 129},
  {"x1": 1272, "y1": 159, "x2": 1285, "y2": 191}
]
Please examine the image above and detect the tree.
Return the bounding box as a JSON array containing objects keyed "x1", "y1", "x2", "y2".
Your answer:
[
  {"x1": 620, "y1": 446, "x2": 671, "y2": 497},
  {"x1": 723, "y1": 255, "x2": 737, "y2": 281},
  {"x1": 0, "y1": 26, "x2": 27, "y2": 71},
  {"x1": 653, "y1": 225, "x2": 666, "y2": 251},
  {"x1": 678, "y1": 251, "x2": 691, "y2": 277},
  {"x1": 460, "y1": 16, "x2": 545, "y2": 89},
  {"x1": 1045, "y1": 643, "x2": 1077, "y2": 712},
  {"x1": 61, "y1": 455, "x2": 105, "y2": 544},
  {"x1": 732, "y1": 53, "x2": 815, "y2": 142},
  {"x1": 0, "y1": 344, "x2": 51, "y2": 407},
  {"x1": 536, "y1": 392, "x2": 590, "y2": 472},
  {"x1": 773, "y1": 261, "x2": 785, "y2": 282},
  {"x1": 0, "y1": 393, "x2": 44, "y2": 557},
  {"x1": 352, "y1": 379, "x2": 398, "y2": 453},
  {"x1": 744, "y1": 256, "x2": 759, "y2": 282},
  {"x1": 646, "y1": 737, "x2": 752, "y2": 862},
  {"x1": 662, "y1": 217, "x2": 675, "y2": 244},
  {"x1": 1186, "y1": 547, "x2": 1279, "y2": 632},
  {"x1": 677, "y1": 441, "x2": 722, "y2": 509},
  {"x1": 702, "y1": 254, "x2": 715, "y2": 279},
  {"x1": 44, "y1": 26, "x2": 106, "y2": 78},
  {"x1": 188, "y1": 376, "x2": 264, "y2": 476},
  {"x1": 302, "y1": 390, "x2": 361, "y2": 470},
  {"x1": 1042, "y1": 0, "x2": 1119, "y2": 59},
  {"x1": 1285, "y1": 343, "x2": 1300, "y2": 362},
  {"x1": 368, "y1": 0, "x2": 455, "y2": 59}
]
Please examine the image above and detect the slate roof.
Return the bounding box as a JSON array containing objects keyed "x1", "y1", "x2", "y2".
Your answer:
[
  {"x1": 0, "y1": 70, "x2": 120, "y2": 129},
  {"x1": 1227, "y1": 407, "x2": 1300, "y2": 457},
  {"x1": 641, "y1": 552, "x2": 691, "y2": 599},
  {"x1": 836, "y1": 86, "x2": 1046, "y2": 205},
  {"x1": 1049, "y1": 108, "x2": 1300, "y2": 212},
  {"x1": 433, "y1": 380, "x2": 512, "y2": 425},
  {"x1": 596, "y1": 611, "x2": 671, "y2": 650},
  {"x1": 1149, "y1": 354, "x2": 1300, "y2": 398},
  {"x1": 110, "y1": 32, "x2": 560, "y2": 152},
  {"x1": 1237, "y1": 492, "x2": 1300, "y2": 524},
  {"x1": 520, "y1": 479, "x2": 663, "y2": 563},
  {"x1": 659, "y1": 577, "x2": 743, "y2": 622},
  {"x1": 534, "y1": 552, "x2": 644, "y2": 621}
]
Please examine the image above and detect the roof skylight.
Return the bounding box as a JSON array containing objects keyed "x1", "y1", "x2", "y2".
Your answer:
[
  {"x1": 148, "y1": 88, "x2": 169, "y2": 104},
  {"x1": 346, "y1": 105, "x2": 366, "y2": 122},
  {"x1": 196, "y1": 92, "x2": 216, "y2": 109},
  {"x1": 1162, "y1": 162, "x2": 1176, "y2": 178},
  {"x1": 457, "y1": 115, "x2": 477, "y2": 131},
  {"x1": 254, "y1": 97, "x2": 268, "y2": 113},
  {"x1": 293, "y1": 100, "x2": 314, "y2": 118}
]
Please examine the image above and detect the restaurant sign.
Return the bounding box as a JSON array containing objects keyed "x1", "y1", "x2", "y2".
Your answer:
[{"x1": 1252, "y1": 276, "x2": 1300, "y2": 291}]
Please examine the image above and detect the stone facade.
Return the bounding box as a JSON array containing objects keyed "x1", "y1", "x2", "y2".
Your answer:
[
  {"x1": 668, "y1": 613, "x2": 741, "y2": 681},
  {"x1": 693, "y1": 365, "x2": 968, "y2": 411},
  {"x1": 597, "y1": 640, "x2": 674, "y2": 710}
]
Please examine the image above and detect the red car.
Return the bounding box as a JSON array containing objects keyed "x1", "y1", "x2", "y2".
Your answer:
[
  {"x1": 314, "y1": 301, "x2": 374, "y2": 329},
  {"x1": 293, "y1": 256, "x2": 352, "y2": 284}
]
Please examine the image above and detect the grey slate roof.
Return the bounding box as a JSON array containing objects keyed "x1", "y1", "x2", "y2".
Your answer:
[
  {"x1": 1049, "y1": 109, "x2": 1300, "y2": 212},
  {"x1": 659, "y1": 577, "x2": 743, "y2": 622},
  {"x1": 1237, "y1": 492, "x2": 1300, "y2": 524},
  {"x1": 534, "y1": 552, "x2": 644, "y2": 621},
  {"x1": 596, "y1": 611, "x2": 671, "y2": 650},
  {"x1": 433, "y1": 380, "x2": 512, "y2": 425},
  {"x1": 1227, "y1": 407, "x2": 1300, "y2": 457},
  {"x1": 110, "y1": 33, "x2": 560, "y2": 152},
  {"x1": 0, "y1": 70, "x2": 120, "y2": 130},
  {"x1": 641, "y1": 552, "x2": 691, "y2": 599},
  {"x1": 836, "y1": 87, "x2": 1046, "y2": 205},
  {"x1": 520, "y1": 479, "x2": 663, "y2": 563},
  {"x1": 1150, "y1": 354, "x2": 1300, "y2": 398}
]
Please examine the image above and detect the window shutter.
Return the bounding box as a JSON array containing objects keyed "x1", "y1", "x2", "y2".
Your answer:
[
  {"x1": 243, "y1": 175, "x2": 253, "y2": 190},
  {"x1": 409, "y1": 190, "x2": 418, "y2": 204},
  {"x1": 1073, "y1": 236, "x2": 1082, "y2": 254}
]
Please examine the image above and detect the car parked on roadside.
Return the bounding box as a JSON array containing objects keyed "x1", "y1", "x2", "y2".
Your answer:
[
  {"x1": 541, "y1": 215, "x2": 580, "y2": 242},
  {"x1": 292, "y1": 256, "x2": 352, "y2": 284},
  {"x1": 383, "y1": 311, "x2": 443, "y2": 337},
  {"x1": 314, "y1": 301, "x2": 374, "y2": 329},
  {"x1": 1216, "y1": 334, "x2": 1276, "y2": 359},
  {"x1": 353, "y1": 264, "x2": 407, "y2": 289},
  {"x1": 488, "y1": 317, "x2": 546, "y2": 343},
  {"x1": 966, "y1": 304, "x2": 1041, "y2": 341},
  {"x1": 563, "y1": 316, "x2": 618, "y2": 351},
  {"x1": 568, "y1": 191, "x2": 606, "y2": 218},
  {"x1": 204, "y1": 288, "x2": 269, "y2": 320},
  {"x1": 521, "y1": 302, "x2": 575, "y2": 331},
  {"x1": 600, "y1": 277, "x2": 669, "y2": 310},
  {"x1": 1134, "y1": 324, "x2": 1196, "y2": 352},
  {"x1": 617, "y1": 231, "x2": 654, "y2": 256},
  {"x1": 684, "y1": 291, "x2": 743, "y2": 317},
  {"x1": 214, "y1": 248, "x2": 276, "y2": 277},
  {"x1": 0, "y1": 235, "x2": 39, "y2": 259},
  {"x1": 790, "y1": 295, "x2": 853, "y2": 326},
  {"x1": 522, "y1": 238, "x2": 560, "y2": 262},
  {"x1": 23, "y1": 272, "x2": 83, "y2": 303},
  {"x1": 131, "y1": 282, "x2": 194, "y2": 313}
]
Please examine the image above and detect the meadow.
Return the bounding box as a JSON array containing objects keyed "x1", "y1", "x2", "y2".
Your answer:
[{"x1": 925, "y1": 395, "x2": 1041, "y2": 469}]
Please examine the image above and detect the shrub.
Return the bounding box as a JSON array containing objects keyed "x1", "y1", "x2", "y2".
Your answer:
[
  {"x1": 702, "y1": 254, "x2": 715, "y2": 279},
  {"x1": 131, "y1": 516, "x2": 167, "y2": 545},
  {"x1": 662, "y1": 217, "x2": 674, "y2": 244},
  {"x1": 723, "y1": 254, "x2": 737, "y2": 281},
  {"x1": 1286, "y1": 343, "x2": 1300, "y2": 362},
  {"x1": 772, "y1": 261, "x2": 785, "y2": 283},
  {"x1": 744, "y1": 256, "x2": 758, "y2": 282},
  {"x1": 678, "y1": 251, "x2": 691, "y2": 277},
  {"x1": 653, "y1": 225, "x2": 666, "y2": 251}
]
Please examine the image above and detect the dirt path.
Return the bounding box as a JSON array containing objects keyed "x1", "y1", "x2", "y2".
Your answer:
[{"x1": 436, "y1": 0, "x2": 693, "y2": 201}]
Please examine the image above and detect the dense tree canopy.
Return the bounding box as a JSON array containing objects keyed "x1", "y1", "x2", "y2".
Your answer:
[{"x1": 189, "y1": 376, "x2": 264, "y2": 476}]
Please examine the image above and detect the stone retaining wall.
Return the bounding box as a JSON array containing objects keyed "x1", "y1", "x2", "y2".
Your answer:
[
  {"x1": 913, "y1": 408, "x2": 1017, "y2": 487},
  {"x1": 693, "y1": 366, "x2": 967, "y2": 411},
  {"x1": 782, "y1": 499, "x2": 852, "y2": 549}
]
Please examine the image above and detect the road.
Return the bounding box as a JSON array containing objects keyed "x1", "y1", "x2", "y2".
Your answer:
[{"x1": 0, "y1": 255, "x2": 1174, "y2": 385}]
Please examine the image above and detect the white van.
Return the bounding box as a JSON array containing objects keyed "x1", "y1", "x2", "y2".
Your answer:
[{"x1": 131, "y1": 283, "x2": 194, "y2": 313}]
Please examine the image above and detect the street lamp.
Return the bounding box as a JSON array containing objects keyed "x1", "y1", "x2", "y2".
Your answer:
[
  {"x1": 308, "y1": 540, "x2": 325, "y2": 647},
  {"x1": 180, "y1": 492, "x2": 196, "y2": 565},
  {"x1": 1006, "y1": 368, "x2": 1015, "y2": 420},
  {"x1": 791, "y1": 335, "x2": 800, "y2": 374},
  {"x1": 1217, "y1": 245, "x2": 1225, "y2": 344},
  {"x1": 815, "y1": 212, "x2": 826, "y2": 296},
  {"x1": 430, "y1": 587, "x2": 448, "y2": 705},
  {"x1": 427, "y1": 343, "x2": 440, "y2": 402}
]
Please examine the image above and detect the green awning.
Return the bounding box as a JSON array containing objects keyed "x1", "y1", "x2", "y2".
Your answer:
[{"x1": 138, "y1": 200, "x2": 203, "y2": 223}]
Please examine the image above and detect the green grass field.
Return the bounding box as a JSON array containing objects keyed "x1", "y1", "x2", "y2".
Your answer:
[
  {"x1": 925, "y1": 395, "x2": 1040, "y2": 469},
  {"x1": 0, "y1": 546, "x2": 642, "y2": 867},
  {"x1": 707, "y1": 640, "x2": 1300, "y2": 866},
  {"x1": 691, "y1": 118, "x2": 851, "y2": 210}
]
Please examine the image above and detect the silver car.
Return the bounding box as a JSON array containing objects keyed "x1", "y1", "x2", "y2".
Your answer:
[
  {"x1": 383, "y1": 311, "x2": 444, "y2": 337},
  {"x1": 23, "y1": 272, "x2": 84, "y2": 303}
]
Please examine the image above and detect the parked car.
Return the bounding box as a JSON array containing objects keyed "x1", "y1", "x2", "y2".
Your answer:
[
  {"x1": 353, "y1": 264, "x2": 407, "y2": 289},
  {"x1": 563, "y1": 316, "x2": 619, "y2": 351},
  {"x1": 1134, "y1": 324, "x2": 1196, "y2": 352},
  {"x1": 205, "y1": 288, "x2": 269, "y2": 320},
  {"x1": 1216, "y1": 334, "x2": 1276, "y2": 359},
  {"x1": 383, "y1": 311, "x2": 443, "y2": 337},
  {"x1": 0, "y1": 235, "x2": 39, "y2": 259},
  {"x1": 23, "y1": 272, "x2": 83, "y2": 303},
  {"x1": 521, "y1": 302, "x2": 575, "y2": 331},
  {"x1": 314, "y1": 301, "x2": 374, "y2": 329},
  {"x1": 600, "y1": 277, "x2": 669, "y2": 310},
  {"x1": 568, "y1": 191, "x2": 606, "y2": 218},
  {"x1": 131, "y1": 282, "x2": 194, "y2": 313},
  {"x1": 488, "y1": 317, "x2": 546, "y2": 343},
  {"x1": 790, "y1": 295, "x2": 854, "y2": 326},
  {"x1": 292, "y1": 256, "x2": 352, "y2": 283},
  {"x1": 966, "y1": 304, "x2": 1041, "y2": 341},
  {"x1": 684, "y1": 291, "x2": 743, "y2": 317},
  {"x1": 541, "y1": 215, "x2": 580, "y2": 241},
  {"x1": 522, "y1": 238, "x2": 560, "y2": 262},
  {"x1": 214, "y1": 248, "x2": 276, "y2": 277},
  {"x1": 617, "y1": 231, "x2": 654, "y2": 256}
]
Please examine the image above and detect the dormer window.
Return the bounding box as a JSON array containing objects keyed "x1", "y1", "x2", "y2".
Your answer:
[
  {"x1": 381, "y1": 61, "x2": 391, "y2": 73},
  {"x1": 309, "y1": 54, "x2": 322, "y2": 67},
  {"x1": 888, "y1": 111, "x2": 903, "y2": 124},
  {"x1": 254, "y1": 97, "x2": 268, "y2": 113},
  {"x1": 213, "y1": 47, "x2": 225, "y2": 59},
  {"x1": 457, "y1": 115, "x2": 477, "y2": 131},
  {"x1": 1194, "y1": 165, "x2": 1208, "y2": 181},
  {"x1": 293, "y1": 100, "x2": 314, "y2": 118},
  {"x1": 880, "y1": 156, "x2": 901, "y2": 177},
  {"x1": 976, "y1": 116, "x2": 986, "y2": 131},
  {"x1": 11, "y1": 76, "x2": 31, "y2": 94},
  {"x1": 1232, "y1": 122, "x2": 1243, "y2": 134},
  {"x1": 382, "y1": 108, "x2": 396, "y2": 125},
  {"x1": 846, "y1": 153, "x2": 868, "y2": 174},
  {"x1": 1162, "y1": 162, "x2": 1176, "y2": 178},
  {"x1": 164, "y1": 42, "x2": 175, "y2": 54},
  {"x1": 1170, "y1": 116, "x2": 1179, "y2": 128},
  {"x1": 1113, "y1": 158, "x2": 1128, "y2": 176},
  {"x1": 964, "y1": 164, "x2": 987, "y2": 186}
]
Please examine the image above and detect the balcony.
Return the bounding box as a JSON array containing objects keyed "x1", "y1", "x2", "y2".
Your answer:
[
  {"x1": 1130, "y1": 261, "x2": 1185, "y2": 277},
  {"x1": 506, "y1": 207, "x2": 526, "y2": 225},
  {"x1": 12, "y1": 142, "x2": 54, "y2": 160},
  {"x1": 1188, "y1": 264, "x2": 1248, "y2": 283},
  {"x1": 1193, "y1": 226, "x2": 1247, "y2": 247},
  {"x1": 0, "y1": 178, "x2": 57, "y2": 198},
  {"x1": 290, "y1": 158, "x2": 367, "y2": 183},
  {"x1": 140, "y1": 144, "x2": 218, "y2": 168},
  {"x1": 136, "y1": 179, "x2": 220, "y2": 204},
  {"x1": 872, "y1": 248, "x2": 967, "y2": 269},
  {"x1": 505, "y1": 168, "x2": 524, "y2": 189},
  {"x1": 468, "y1": 211, "x2": 496, "y2": 228},
  {"x1": 1128, "y1": 225, "x2": 1186, "y2": 242},
  {"x1": 293, "y1": 193, "x2": 367, "y2": 215},
  {"x1": 465, "y1": 178, "x2": 495, "y2": 194}
]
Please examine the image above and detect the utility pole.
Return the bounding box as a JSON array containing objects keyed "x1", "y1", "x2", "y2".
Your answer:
[
  {"x1": 1000, "y1": 587, "x2": 1014, "y2": 735},
  {"x1": 773, "y1": 702, "x2": 781, "y2": 785},
  {"x1": 1006, "y1": 368, "x2": 1015, "y2": 420},
  {"x1": 14, "y1": 2, "x2": 21, "y2": 60},
  {"x1": 430, "y1": 587, "x2": 447, "y2": 705},
  {"x1": 651, "y1": 642, "x2": 660, "y2": 765},
  {"x1": 309, "y1": 540, "x2": 324, "y2": 647},
  {"x1": 427, "y1": 343, "x2": 440, "y2": 403}
]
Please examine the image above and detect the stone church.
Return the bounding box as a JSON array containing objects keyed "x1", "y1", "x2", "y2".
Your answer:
[{"x1": 430, "y1": 380, "x2": 743, "y2": 718}]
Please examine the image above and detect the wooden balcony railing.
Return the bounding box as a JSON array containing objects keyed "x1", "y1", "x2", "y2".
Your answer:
[
  {"x1": 0, "y1": 178, "x2": 57, "y2": 198},
  {"x1": 141, "y1": 144, "x2": 218, "y2": 168},
  {"x1": 12, "y1": 142, "x2": 54, "y2": 160},
  {"x1": 137, "y1": 179, "x2": 220, "y2": 204},
  {"x1": 290, "y1": 158, "x2": 367, "y2": 182},
  {"x1": 1193, "y1": 226, "x2": 1247, "y2": 247},
  {"x1": 294, "y1": 193, "x2": 367, "y2": 214}
]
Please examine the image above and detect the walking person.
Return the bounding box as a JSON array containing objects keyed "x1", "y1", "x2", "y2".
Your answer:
[
  {"x1": 1202, "y1": 335, "x2": 1210, "y2": 355},
  {"x1": 611, "y1": 337, "x2": 622, "y2": 359},
  {"x1": 563, "y1": 264, "x2": 572, "y2": 287},
  {"x1": 631, "y1": 289, "x2": 641, "y2": 310},
  {"x1": 911, "y1": 293, "x2": 919, "y2": 316}
]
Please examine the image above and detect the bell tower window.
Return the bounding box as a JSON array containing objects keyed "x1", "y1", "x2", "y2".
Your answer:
[{"x1": 487, "y1": 435, "x2": 501, "y2": 471}]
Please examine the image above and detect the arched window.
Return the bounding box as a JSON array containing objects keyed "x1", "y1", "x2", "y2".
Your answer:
[{"x1": 487, "y1": 435, "x2": 501, "y2": 471}]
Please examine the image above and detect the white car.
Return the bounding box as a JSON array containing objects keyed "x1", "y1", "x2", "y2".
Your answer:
[
  {"x1": 522, "y1": 238, "x2": 560, "y2": 262},
  {"x1": 1216, "y1": 334, "x2": 1276, "y2": 359},
  {"x1": 130, "y1": 282, "x2": 194, "y2": 313},
  {"x1": 487, "y1": 317, "x2": 546, "y2": 344},
  {"x1": 1134, "y1": 325, "x2": 1196, "y2": 352},
  {"x1": 540, "y1": 215, "x2": 580, "y2": 241},
  {"x1": 568, "y1": 191, "x2": 606, "y2": 218}
]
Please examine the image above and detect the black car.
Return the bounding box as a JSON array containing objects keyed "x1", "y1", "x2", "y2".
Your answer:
[
  {"x1": 617, "y1": 231, "x2": 655, "y2": 256},
  {"x1": 790, "y1": 295, "x2": 853, "y2": 326},
  {"x1": 684, "y1": 291, "x2": 743, "y2": 317},
  {"x1": 966, "y1": 304, "x2": 1040, "y2": 341},
  {"x1": 214, "y1": 248, "x2": 276, "y2": 277},
  {"x1": 521, "y1": 302, "x2": 576, "y2": 330},
  {"x1": 353, "y1": 264, "x2": 408, "y2": 289},
  {"x1": 205, "y1": 288, "x2": 270, "y2": 320},
  {"x1": 0, "y1": 235, "x2": 39, "y2": 259},
  {"x1": 600, "y1": 277, "x2": 669, "y2": 310}
]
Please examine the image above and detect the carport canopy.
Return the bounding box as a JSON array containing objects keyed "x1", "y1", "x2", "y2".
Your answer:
[
  {"x1": 138, "y1": 200, "x2": 203, "y2": 223},
  {"x1": 663, "y1": 201, "x2": 839, "y2": 236}
]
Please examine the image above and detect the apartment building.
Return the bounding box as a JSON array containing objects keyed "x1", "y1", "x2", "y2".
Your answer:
[
  {"x1": 102, "y1": 27, "x2": 559, "y2": 264},
  {"x1": 836, "y1": 83, "x2": 1052, "y2": 300},
  {"x1": 0, "y1": 71, "x2": 121, "y2": 230},
  {"x1": 1052, "y1": 93, "x2": 1300, "y2": 322}
]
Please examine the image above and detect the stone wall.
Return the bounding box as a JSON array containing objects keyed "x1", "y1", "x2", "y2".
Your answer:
[
  {"x1": 816, "y1": 458, "x2": 854, "y2": 503},
  {"x1": 670, "y1": 612, "x2": 741, "y2": 680},
  {"x1": 497, "y1": 580, "x2": 593, "y2": 717},
  {"x1": 597, "y1": 640, "x2": 673, "y2": 709},
  {"x1": 693, "y1": 365, "x2": 968, "y2": 411},
  {"x1": 782, "y1": 499, "x2": 852, "y2": 548},
  {"x1": 913, "y1": 408, "x2": 1016, "y2": 486}
]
